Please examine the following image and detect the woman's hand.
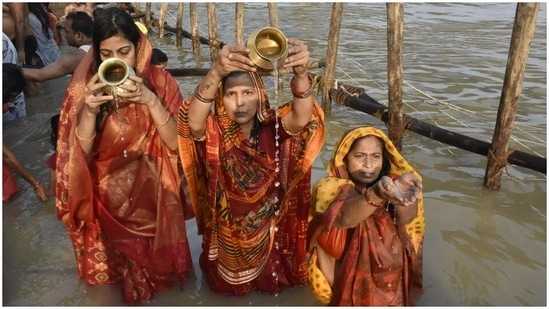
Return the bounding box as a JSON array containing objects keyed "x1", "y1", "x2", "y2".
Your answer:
[
  {"x1": 116, "y1": 75, "x2": 157, "y2": 107},
  {"x1": 284, "y1": 38, "x2": 310, "y2": 76},
  {"x1": 211, "y1": 44, "x2": 257, "y2": 79},
  {"x1": 84, "y1": 73, "x2": 112, "y2": 114},
  {"x1": 377, "y1": 173, "x2": 422, "y2": 206}
]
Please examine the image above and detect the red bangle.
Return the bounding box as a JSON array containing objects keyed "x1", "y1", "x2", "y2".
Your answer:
[
  {"x1": 194, "y1": 84, "x2": 218, "y2": 104},
  {"x1": 363, "y1": 187, "x2": 385, "y2": 207},
  {"x1": 290, "y1": 73, "x2": 314, "y2": 99}
]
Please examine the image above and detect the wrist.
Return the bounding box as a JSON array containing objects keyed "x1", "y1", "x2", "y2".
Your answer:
[
  {"x1": 290, "y1": 73, "x2": 314, "y2": 99},
  {"x1": 363, "y1": 187, "x2": 385, "y2": 207}
]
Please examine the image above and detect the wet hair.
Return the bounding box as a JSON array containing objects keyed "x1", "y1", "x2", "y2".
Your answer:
[
  {"x1": 3, "y1": 63, "x2": 26, "y2": 103},
  {"x1": 50, "y1": 114, "x2": 60, "y2": 151},
  {"x1": 345, "y1": 135, "x2": 391, "y2": 185},
  {"x1": 151, "y1": 48, "x2": 168, "y2": 65},
  {"x1": 221, "y1": 71, "x2": 252, "y2": 90},
  {"x1": 28, "y1": 3, "x2": 51, "y2": 39},
  {"x1": 66, "y1": 11, "x2": 93, "y2": 38},
  {"x1": 92, "y1": 7, "x2": 140, "y2": 71}
]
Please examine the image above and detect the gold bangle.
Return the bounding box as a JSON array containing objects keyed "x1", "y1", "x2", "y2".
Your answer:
[
  {"x1": 155, "y1": 112, "x2": 171, "y2": 128},
  {"x1": 363, "y1": 187, "x2": 385, "y2": 207},
  {"x1": 75, "y1": 126, "x2": 96, "y2": 141}
]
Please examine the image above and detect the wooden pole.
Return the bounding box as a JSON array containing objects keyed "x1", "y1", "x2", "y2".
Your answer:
[
  {"x1": 190, "y1": 3, "x2": 200, "y2": 54},
  {"x1": 322, "y1": 3, "x2": 343, "y2": 117},
  {"x1": 144, "y1": 3, "x2": 152, "y2": 28},
  {"x1": 268, "y1": 3, "x2": 278, "y2": 28},
  {"x1": 484, "y1": 3, "x2": 540, "y2": 189},
  {"x1": 386, "y1": 3, "x2": 405, "y2": 151},
  {"x1": 175, "y1": 3, "x2": 184, "y2": 47},
  {"x1": 235, "y1": 3, "x2": 245, "y2": 45},
  {"x1": 158, "y1": 3, "x2": 168, "y2": 38},
  {"x1": 206, "y1": 3, "x2": 219, "y2": 63}
]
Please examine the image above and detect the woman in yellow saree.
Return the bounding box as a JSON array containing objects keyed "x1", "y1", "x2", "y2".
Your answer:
[{"x1": 307, "y1": 126, "x2": 424, "y2": 305}]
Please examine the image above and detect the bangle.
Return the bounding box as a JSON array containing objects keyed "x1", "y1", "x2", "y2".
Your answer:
[
  {"x1": 194, "y1": 84, "x2": 218, "y2": 104},
  {"x1": 33, "y1": 181, "x2": 41, "y2": 190},
  {"x1": 155, "y1": 112, "x2": 171, "y2": 128},
  {"x1": 290, "y1": 73, "x2": 314, "y2": 99},
  {"x1": 363, "y1": 187, "x2": 385, "y2": 207},
  {"x1": 75, "y1": 126, "x2": 96, "y2": 141}
]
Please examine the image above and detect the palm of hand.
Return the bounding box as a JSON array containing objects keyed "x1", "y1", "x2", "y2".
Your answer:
[{"x1": 379, "y1": 173, "x2": 422, "y2": 206}]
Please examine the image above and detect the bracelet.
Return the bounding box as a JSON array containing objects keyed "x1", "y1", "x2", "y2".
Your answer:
[
  {"x1": 75, "y1": 126, "x2": 96, "y2": 141},
  {"x1": 194, "y1": 84, "x2": 218, "y2": 104},
  {"x1": 290, "y1": 73, "x2": 314, "y2": 99},
  {"x1": 155, "y1": 112, "x2": 171, "y2": 128},
  {"x1": 363, "y1": 187, "x2": 385, "y2": 207},
  {"x1": 33, "y1": 181, "x2": 41, "y2": 190}
]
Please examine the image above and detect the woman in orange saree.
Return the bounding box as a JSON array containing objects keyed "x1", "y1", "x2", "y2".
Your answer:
[
  {"x1": 55, "y1": 7, "x2": 192, "y2": 304},
  {"x1": 307, "y1": 126, "x2": 424, "y2": 305},
  {"x1": 177, "y1": 40, "x2": 324, "y2": 295}
]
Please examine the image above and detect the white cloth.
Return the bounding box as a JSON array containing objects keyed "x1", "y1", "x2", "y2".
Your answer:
[
  {"x1": 2, "y1": 32, "x2": 26, "y2": 121},
  {"x1": 79, "y1": 44, "x2": 91, "y2": 53},
  {"x1": 29, "y1": 12, "x2": 61, "y2": 66}
]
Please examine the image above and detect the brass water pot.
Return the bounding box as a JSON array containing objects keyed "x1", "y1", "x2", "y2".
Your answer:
[
  {"x1": 246, "y1": 27, "x2": 288, "y2": 71},
  {"x1": 98, "y1": 58, "x2": 136, "y2": 95}
]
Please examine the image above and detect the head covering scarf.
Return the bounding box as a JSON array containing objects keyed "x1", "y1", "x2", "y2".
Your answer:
[
  {"x1": 308, "y1": 126, "x2": 424, "y2": 305},
  {"x1": 178, "y1": 71, "x2": 325, "y2": 294},
  {"x1": 55, "y1": 31, "x2": 191, "y2": 304}
]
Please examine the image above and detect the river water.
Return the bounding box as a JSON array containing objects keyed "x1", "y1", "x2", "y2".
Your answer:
[{"x1": 2, "y1": 2, "x2": 546, "y2": 306}]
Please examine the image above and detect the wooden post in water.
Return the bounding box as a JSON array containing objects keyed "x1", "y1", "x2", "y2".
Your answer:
[
  {"x1": 207, "y1": 3, "x2": 219, "y2": 63},
  {"x1": 175, "y1": 3, "x2": 184, "y2": 47},
  {"x1": 144, "y1": 3, "x2": 152, "y2": 28},
  {"x1": 386, "y1": 3, "x2": 405, "y2": 151},
  {"x1": 190, "y1": 3, "x2": 200, "y2": 54},
  {"x1": 268, "y1": 3, "x2": 278, "y2": 28},
  {"x1": 484, "y1": 3, "x2": 540, "y2": 189},
  {"x1": 235, "y1": 3, "x2": 245, "y2": 45},
  {"x1": 158, "y1": 3, "x2": 168, "y2": 38},
  {"x1": 322, "y1": 3, "x2": 343, "y2": 117}
]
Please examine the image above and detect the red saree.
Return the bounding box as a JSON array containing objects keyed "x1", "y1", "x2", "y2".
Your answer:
[
  {"x1": 55, "y1": 33, "x2": 192, "y2": 304},
  {"x1": 178, "y1": 72, "x2": 325, "y2": 295}
]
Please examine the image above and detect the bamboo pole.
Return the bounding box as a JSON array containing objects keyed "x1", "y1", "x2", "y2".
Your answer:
[
  {"x1": 268, "y1": 3, "x2": 278, "y2": 28},
  {"x1": 144, "y1": 3, "x2": 152, "y2": 28},
  {"x1": 206, "y1": 3, "x2": 219, "y2": 63},
  {"x1": 158, "y1": 3, "x2": 168, "y2": 38},
  {"x1": 190, "y1": 3, "x2": 200, "y2": 54},
  {"x1": 484, "y1": 3, "x2": 540, "y2": 189},
  {"x1": 175, "y1": 3, "x2": 184, "y2": 47},
  {"x1": 386, "y1": 3, "x2": 405, "y2": 151},
  {"x1": 322, "y1": 3, "x2": 343, "y2": 117},
  {"x1": 235, "y1": 3, "x2": 245, "y2": 45}
]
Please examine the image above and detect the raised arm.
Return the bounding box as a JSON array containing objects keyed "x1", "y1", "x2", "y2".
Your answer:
[
  {"x1": 187, "y1": 44, "x2": 256, "y2": 139},
  {"x1": 281, "y1": 38, "x2": 315, "y2": 134}
]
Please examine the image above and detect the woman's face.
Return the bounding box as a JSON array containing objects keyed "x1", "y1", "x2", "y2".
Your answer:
[
  {"x1": 98, "y1": 34, "x2": 136, "y2": 68},
  {"x1": 345, "y1": 135, "x2": 384, "y2": 186},
  {"x1": 222, "y1": 73, "x2": 259, "y2": 126}
]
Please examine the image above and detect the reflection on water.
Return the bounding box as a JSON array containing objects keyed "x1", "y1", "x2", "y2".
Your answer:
[{"x1": 2, "y1": 2, "x2": 546, "y2": 306}]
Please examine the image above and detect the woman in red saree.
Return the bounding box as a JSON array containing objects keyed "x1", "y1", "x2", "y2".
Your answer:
[
  {"x1": 307, "y1": 126, "x2": 424, "y2": 305},
  {"x1": 177, "y1": 40, "x2": 324, "y2": 295},
  {"x1": 55, "y1": 7, "x2": 192, "y2": 304}
]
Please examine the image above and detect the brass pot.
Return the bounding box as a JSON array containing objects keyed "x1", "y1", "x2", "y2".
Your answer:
[
  {"x1": 246, "y1": 27, "x2": 288, "y2": 71},
  {"x1": 98, "y1": 58, "x2": 136, "y2": 95}
]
